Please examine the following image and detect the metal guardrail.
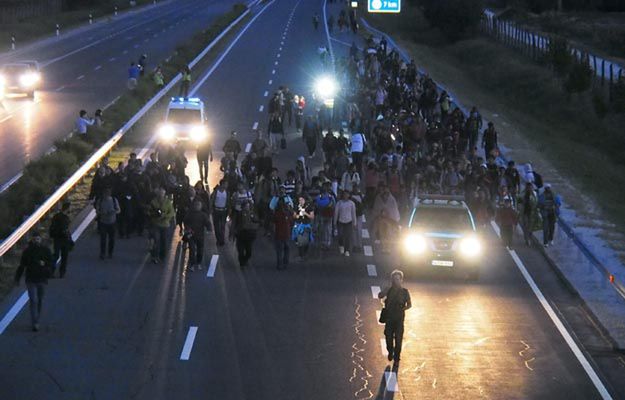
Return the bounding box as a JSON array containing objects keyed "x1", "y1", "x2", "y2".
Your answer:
[
  {"x1": 359, "y1": 17, "x2": 625, "y2": 301},
  {"x1": 0, "y1": 4, "x2": 253, "y2": 259}
]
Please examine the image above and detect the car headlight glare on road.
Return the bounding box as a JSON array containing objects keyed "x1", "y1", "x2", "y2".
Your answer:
[
  {"x1": 314, "y1": 76, "x2": 338, "y2": 100},
  {"x1": 404, "y1": 234, "x2": 426, "y2": 255},
  {"x1": 460, "y1": 236, "x2": 481, "y2": 257},
  {"x1": 19, "y1": 72, "x2": 40, "y2": 87},
  {"x1": 159, "y1": 125, "x2": 175, "y2": 141},
  {"x1": 190, "y1": 125, "x2": 207, "y2": 142}
]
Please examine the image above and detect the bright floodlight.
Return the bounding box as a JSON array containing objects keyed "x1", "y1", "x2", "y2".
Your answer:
[{"x1": 315, "y1": 76, "x2": 338, "y2": 100}]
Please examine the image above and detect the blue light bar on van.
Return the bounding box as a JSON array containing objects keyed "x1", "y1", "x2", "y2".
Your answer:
[{"x1": 171, "y1": 97, "x2": 201, "y2": 103}]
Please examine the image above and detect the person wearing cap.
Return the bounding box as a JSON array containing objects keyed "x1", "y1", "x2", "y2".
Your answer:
[
  {"x1": 496, "y1": 198, "x2": 518, "y2": 249},
  {"x1": 537, "y1": 183, "x2": 561, "y2": 247},
  {"x1": 49, "y1": 202, "x2": 73, "y2": 278},
  {"x1": 378, "y1": 270, "x2": 411, "y2": 363},
  {"x1": 14, "y1": 232, "x2": 53, "y2": 332},
  {"x1": 222, "y1": 130, "x2": 242, "y2": 161}
]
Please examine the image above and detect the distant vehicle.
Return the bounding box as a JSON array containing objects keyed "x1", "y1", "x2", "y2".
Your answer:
[
  {"x1": 0, "y1": 61, "x2": 41, "y2": 98},
  {"x1": 399, "y1": 195, "x2": 482, "y2": 280},
  {"x1": 158, "y1": 97, "x2": 208, "y2": 144}
]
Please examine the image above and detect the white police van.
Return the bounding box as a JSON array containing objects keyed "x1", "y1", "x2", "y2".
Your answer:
[{"x1": 158, "y1": 97, "x2": 208, "y2": 143}]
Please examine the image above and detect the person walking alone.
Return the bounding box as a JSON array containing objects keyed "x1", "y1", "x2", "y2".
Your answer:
[
  {"x1": 334, "y1": 190, "x2": 357, "y2": 257},
  {"x1": 95, "y1": 188, "x2": 120, "y2": 260},
  {"x1": 14, "y1": 232, "x2": 53, "y2": 332},
  {"x1": 49, "y1": 202, "x2": 73, "y2": 278},
  {"x1": 537, "y1": 184, "x2": 560, "y2": 247},
  {"x1": 183, "y1": 200, "x2": 212, "y2": 271},
  {"x1": 378, "y1": 270, "x2": 411, "y2": 363}
]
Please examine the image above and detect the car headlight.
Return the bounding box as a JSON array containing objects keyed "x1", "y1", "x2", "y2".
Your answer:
[
  {"x1": 19, "y1": 72, "x2": 39, "y2": 87},
  {"x1": 314, "y1": 76, "x2": 338, "y2": 100},
  {"x1": 190, "y1": 125, "x2": 207, "y2": 142},
  {"x1": 158, "y1": 125, "x2": 175, "y2": 141},
  {"x1": 459, "y1": 236, "x2": 481, "y2": 257},
  {"x1": 403, "y1": 234, "x2": 427, "y2": 255}
]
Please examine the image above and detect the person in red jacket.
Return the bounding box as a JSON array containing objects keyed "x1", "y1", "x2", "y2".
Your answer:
[
  {"x1": 496, "y1": 198, "x2": 518, "y2": 249},
  {"x1": 273, "y1": 200, "x2": 294, "y2": 270}
]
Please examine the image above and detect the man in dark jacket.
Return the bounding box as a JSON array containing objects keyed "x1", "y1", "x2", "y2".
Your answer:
[
  {"x1": 183, "y1": 201, "x2": 212, "y2": 271},
  {"x1": 378, "y1": 270, "x2": 411, "y2": 363},
  {"x1": 14, "y1": 232, "x2": 53, "y2": 331},
  {"x1": 49, "y1": 202, "x2": 72, "y2": 278},
  {"x1": 222, "y1": 130, "x2": 242, "y2": 161},
  {"x1": 481, "y1": 122, "x2": 498, "y2": 159},
  {"x1": 496, "y1": 198, "x2": 518, "y2": 249}
]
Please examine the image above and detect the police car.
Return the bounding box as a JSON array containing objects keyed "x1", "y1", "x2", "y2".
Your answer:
[
  {"x1": 158, "y1": 97, "x2": 208, "y2": 143},
  {"x1": 0, "y1": 61, "x2": 41, "y2": 98},
  {"x1": 400, "y1": 195, "x2": 482, "y2": 280}
]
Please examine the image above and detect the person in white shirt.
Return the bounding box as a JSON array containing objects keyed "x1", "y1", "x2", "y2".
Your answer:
[
  {"x1": 341, "y1": 163, "x2": 360, "y2": 193},
  {"x1": 333, "y1": 190, "x2": 357, "y2": 256},
  {"x1": 350, "y1": 130, "x2": 366, "y2": 172},
  {"x1": 76, "y1": 110, "x2": 94, "y2": 135}
]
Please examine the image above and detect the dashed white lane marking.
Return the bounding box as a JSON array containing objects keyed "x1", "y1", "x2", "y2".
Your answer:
[
  {"x1": 280, "y1": 41, "x2": 284, "y2": 45},
  {"x1": 488, "y1": 222, "x2": 612, "y2": 399},
  {"x1": 180, "y1": 326, "x2": 198, "y2": 360},
  {"x1": 0, "y1": 292, "x2": 28, "y2": 334},
  {"x1": 108, "y1": 57, "x2": 116, "y2": 62},
  {"x1": 207, "y1": 255, "x2": 219, "y2": 278},
  {"x1": 271, "y1": 69, "x2": 276, "y2": 74},
  {"x1": 263, "y1": 90, "x2": 269, "y2": 97},
  {"x1": 277, "y1": 53, "x2": 281, "y2": 58},
  {"x1": 94, "y1": 65, "x2": 102, "y2": 71},
  {"x1": 245, "y1": 143, "x2": 252, "y2": 153},
  {"x1": 371, "y1": 286, "x2": 381, "y2": 299},
  {"x1": 362, "y1": 215, "x2": 366, "y2": 222},
  {"x1": 274, "y1": 61, "x2": 278, "y2": 65},
  {"x1": 76, "y1": 74, "x2": 85, "y2": 80},
  {"x1": 268, "y1": 79, "x2": 272, "y2": 85},
  {"x1": 367, "y1": 264, "x2": 377, "y2": 277},
  {"x1": 54, "y1": 86, "x2": 65, "y2": 92},
  {"x1": 362, "y1": 229, "x2": 370, "y2": 239},
  {"x1": 259, "y1": 105, "x2": 264, "y2": 112},
  {"x1": 375, "y1": 310, "x2": 384, "y2": 325},
  {"x1": 103, "y1": 95, "x2": 121, "y2": 110},
  {"x1": 279, "y1": 47, "x2": 282, "y2": 51},
  {"x1": 380, "y1": 339, "x2": 388, "y2": 356},
  {"x1": 364, "y1": 245, "x2": 373, "y2": 256},
  {"x1": 123, "y1": 50, "x2": 128, "y2": 54},
  {"x1": 384, "y1": 372, "x2": 400, "y2": 392},
  {"x1": 252, "y1": 122, "x2": 259, "y2": 130},
  {"x1": 0, "y1": 115, "x2": 13, "y2": 124}
]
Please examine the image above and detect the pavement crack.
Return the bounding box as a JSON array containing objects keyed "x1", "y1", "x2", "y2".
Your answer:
[
  {"x1": 350, "y1": 296, "x2": 373, "y2": 400},
  {"x1": 36, "y1": 366, "x2": 65, "y2": 392}
]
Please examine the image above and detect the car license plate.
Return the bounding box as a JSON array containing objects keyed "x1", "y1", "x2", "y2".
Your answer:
[{"x1": 432, "y1": 260, "x2": 454, "y2": 267}]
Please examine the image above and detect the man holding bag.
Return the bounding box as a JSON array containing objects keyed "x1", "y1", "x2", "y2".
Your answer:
[{"x1": 378, "y1": 270, "x2": 411, "y2": 363}]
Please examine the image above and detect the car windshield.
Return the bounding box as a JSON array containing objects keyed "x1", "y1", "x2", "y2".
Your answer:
[
  {"x1": 411, "y1": 207, "x2": 473, "y2": 232},
  {"x1": 2, "y1": 65, "x2": 28, "y2": 74},
  {"x1": 167, "y1": 108, "x2": 201, "y2": 124}
]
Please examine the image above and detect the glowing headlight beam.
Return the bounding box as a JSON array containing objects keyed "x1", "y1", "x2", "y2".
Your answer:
[
  {"x1": 459, "y1": 236, "x2": 481, "y2": 257},
  {"x1": 404, "y1": 234, "x2": 427, "y2": 255},
  {"x1": 314, "y1": 76, "x2": 338, "y2": 100},
  {"x1": 158, "y1": 125, "x2": 175, "y2": 141},
  {"x1": 190, "y1": 125, "x2": 207, "y2": 143}
]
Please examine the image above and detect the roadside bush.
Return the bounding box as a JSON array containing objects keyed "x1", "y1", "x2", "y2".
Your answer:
[
  {"x1": 546, "y1": 36, "x2": 572, "y2": 76},
  {"x1": 564, "y1": 57, "x2": 592, "y2": 94},
  {"x1": 420, "y1": 0, "x2": 484, "y2": 41},
  {"x1": 612, "y1": 78, "x2": 625, "y2": 113}
]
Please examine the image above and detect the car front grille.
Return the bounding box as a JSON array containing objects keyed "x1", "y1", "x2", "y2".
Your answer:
[{"x1": 432, "y1": 239, "x2": 454, "y2": 251}]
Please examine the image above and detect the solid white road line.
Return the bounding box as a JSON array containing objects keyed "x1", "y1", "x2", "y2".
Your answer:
[
  {"x1": 252, "y1": 122, "x2": 259, "y2": 130},
  {"x1": 364, "y1": 245, "x2": 373, "y2": 256},
  {"x1": 0, "y1": 171, "x2": 23, "y2": 193},
  {"x1": 0, "y1": 115, "x2": 13, "y2": 124},
  {"x1": 94, "y1": 65, "x2": 102, "y2": 71},
  {"x1": 72, "y1": 209, "x2": 97, "y2": 241},
  {"x1": 371, "y1": 286, "x2": 380, "y2": 299},
  {"x1": 362, "y1": 229, "x2": 370, "y2": 239},
  {"x1": 367, "y1": 264, "x2": 377, "y2": 277},
  {"x1": 189, "y1": 0, "x2": 276, "y2": 96},
  {"x1": 259, "y1": 105, "x2": 264, "y2": 112},
  {"x1": 384, "y1": 372, "x2": 400, "y2": 392},
  {"x1": 54, "y1": 85, "x2": 66, "y2": 92},
  {"x1": 103, "y1": 95, "x2": 122, "y2": 110},
  {"x1": 207, "y1": 255, "x2": 219, "y2": 278},
  {"x1": 76, "y1": 75, "x2": 85, "y2": 80},
  {"x1": 0, "y1": 292, "x2": 28, "y2": 335},
  {"x1": 380, "y1": 338, "x2": 388, "y2": 356},
  {"x1": 180, "y1": 326, "x2": 198, "y2": 360},
  {"x1": 245, "y1": 143, "x2": 252, "y2": 153},
  {"x1": 488, "y1": 222, "x2": 612, "y2": 399}
]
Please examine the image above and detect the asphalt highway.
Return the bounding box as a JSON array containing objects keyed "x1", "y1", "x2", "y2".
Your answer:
[
  {"x1": 0, "y1": 0, "x2": 623, "y2": 399},
  {"x1": 0, "y1": 0, "x2": 239, "y2": 186}
]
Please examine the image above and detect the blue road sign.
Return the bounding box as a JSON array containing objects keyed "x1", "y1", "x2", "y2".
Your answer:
[{"x1": 368, "y1": 0, "x2": 401, "y2": 13}]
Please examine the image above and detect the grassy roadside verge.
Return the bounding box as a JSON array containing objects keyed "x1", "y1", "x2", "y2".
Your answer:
[
  {"x1": 361, "y1": 3, "x2": 625, "y2": 242},
  {"x1": 0, "y1": 3, "x2": 248, "y2": 301},
  {"x1": 0, "y1": 0, "x2": 157, "y2": 52}
]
